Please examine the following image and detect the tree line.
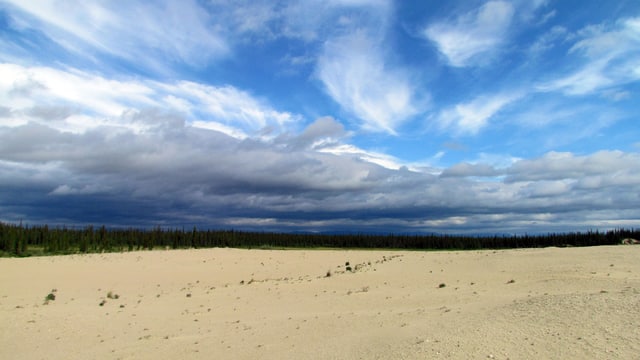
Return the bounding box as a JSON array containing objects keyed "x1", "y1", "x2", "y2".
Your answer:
[{"x1": 0, "y1": 221, "x2": 638, "y2": 256}]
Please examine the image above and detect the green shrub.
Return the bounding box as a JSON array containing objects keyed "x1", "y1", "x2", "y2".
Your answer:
[{"x1": 44, "y1": 288, "x2": 57, "y2": 304}]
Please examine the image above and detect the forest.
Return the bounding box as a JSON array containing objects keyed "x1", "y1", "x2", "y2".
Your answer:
[{"x1": 1, "y1": 221, "x2": 638, "y2": 257}]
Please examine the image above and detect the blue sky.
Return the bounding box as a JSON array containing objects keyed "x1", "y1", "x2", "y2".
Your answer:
[{"x1": 1, "y1": 0, "x2": 639, "y2": 234}]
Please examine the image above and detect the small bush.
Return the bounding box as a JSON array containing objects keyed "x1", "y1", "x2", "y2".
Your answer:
[
  {"x1": 44, "y1": 289, "x2": 57, "y2": 304},
  {"x1": 346, "y1": 266, "x2": 352, "y2": 272},
  {"x1": 438, "y1": 283, "x2": 446, "y2": 288},
  {"x1": 45, "y1": 293, "x2": 56, "y2": 301},
  {"x1": 325, "y1": 270, "x2": 331, "y2": 277}
]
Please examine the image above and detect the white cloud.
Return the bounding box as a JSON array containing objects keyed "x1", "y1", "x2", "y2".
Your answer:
[
  {"x1": 0, "y1": 63, "x2": 156, "y2": 124},
  {"x1": 538, "y1": 60, "x2": 613, "y2": 95},
  {"x1": 423, "y1": 1, "x2": 514, "y2": 67},
  {"x1": 317, "y1": 31, "x2": 420, "y2": 134},
  {"x1": 433, "y1": 92, "x2": 521, "y2": 135},
  {"x1": 0, "y1": 64, "x2": 297, "y2": 138},
  {"x1": 537, "y1": 9, "x2": 557, "y2": 25},
  {"x1": 202, "y1": 0, "x2": 391, "y2": 46},
  {"x1": 277, "y1": 0, "x2": 391, "y2": 41},
  {"x1": 4, "y1": 0, "x2": 229, "y2": 72},
  {"x1": 319, "y1": 144, "x2": 405, "y2": 170},
  {"x1": 190, "y1": 121, "x2": 249, "y2": 140},
  {"x1": 538, "y1": 17, "x2": 640, "y2": 95},
  {"x1": 528, "y1": 25, "x2": 567, "y2": 56},
  {"x1": 163, "y1": 81, "x2": 298, "y2": 134}
]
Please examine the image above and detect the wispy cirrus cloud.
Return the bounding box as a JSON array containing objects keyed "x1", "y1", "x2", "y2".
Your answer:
[
  {"x1": 423, "y1": 1, "x2": 515, "y2": 67},
  {"x1": 528, "y1": 25, "x2": 567, "y2": 57},
  {"x1": 317, "y1": 31, "x2": 421, "y2": 134},
  {"x1": 538, "y1": 17, "x2": 640, "y2": 95},
  {"x1": 3, "y1": 0, "x2": 229, "y2": 73},
  {"x1": 432, "y1": 92, "x2": 521, "y2": 135}
]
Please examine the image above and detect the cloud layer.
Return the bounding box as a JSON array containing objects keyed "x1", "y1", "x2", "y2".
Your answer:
[{"x1": 1, "y1": 64, "x2": 639, "y2": 233}]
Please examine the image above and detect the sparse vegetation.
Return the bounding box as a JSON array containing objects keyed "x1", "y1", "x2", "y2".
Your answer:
[
  {"x1": 44, "y1": 290, "x2": 56, "y2": 304},
  {"x1": 439, "y1": 283, "x2": 446, "y2": 288}
]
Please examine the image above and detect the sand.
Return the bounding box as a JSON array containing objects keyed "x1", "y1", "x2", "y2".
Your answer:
[{"x1": 1, "y1": 245, "x2": 639, "y2": 359}]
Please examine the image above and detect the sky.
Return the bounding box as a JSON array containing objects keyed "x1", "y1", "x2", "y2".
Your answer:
[{"x1": 0, "y1": 0, "x2": 639, "y2": 234}]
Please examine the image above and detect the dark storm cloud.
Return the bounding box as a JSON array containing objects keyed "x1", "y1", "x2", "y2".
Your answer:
[{"x1": 1, "y1": 107, "x2": 639, "y2": 233}]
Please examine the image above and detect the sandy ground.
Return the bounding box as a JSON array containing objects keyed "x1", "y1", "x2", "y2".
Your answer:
[{"x1": 1, "y1": 246, "x2": 639, "y2": 359}]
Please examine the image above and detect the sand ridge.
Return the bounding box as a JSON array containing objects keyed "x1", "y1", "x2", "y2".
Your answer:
[{"x1": 1, "y1": 246, "x2": 639, "y2": 359}]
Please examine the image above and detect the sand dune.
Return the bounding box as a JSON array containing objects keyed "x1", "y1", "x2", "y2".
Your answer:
[{"x1": 1, "y1": 246, "x2": 639, "y2": 359}]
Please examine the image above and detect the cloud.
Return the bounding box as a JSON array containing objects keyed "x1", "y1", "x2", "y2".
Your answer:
[
  {"x1": 2, "y1": 107, "x2": 638, "y2": 233},
  {"x1": 423, "y1": 1, "x2": 515, "y2": 67},
  {"x1": 316, "y1": 31, "x2": 420, "y2": 134},
  {"x1": 317, "y1": 143, "x2": 411, "y2": 171},
  {"x1": 281, "y1": 116, "x2": 346, "y2": 150},
  {"x1": 432, "y1": 92, "x2": 521, "y2": 135},
  {"x1": 277, "y1": 0, "x2": 392, "y2": 41},
  {"x1": 505, "y1": 150, "x2": 638, "y2": 182},
  {"x1": 537, "y1": 17, "x2": 640, "y2": 95},
  {"x1": 528, "y1": 25, "x2": 567, "y2": 56},
  {"x1": 440, "y1": 163, "x2": 500, "y2": 178},
  {"x1": 0, "y1": 64, "x2": 297, "y2": 138},
  {"x1": 3, "y1": 0, "x2": 229, "y2": 72},
  {"x1": 1, "y1": 2, "x2": 639, "y2": 234},
  {"x1": 201, "y1": 0, "x2": 391, "y2": 46},
  {"x1": 162, "y1": 81, "x2": 298, "y2": 136},
  {"x1": 3, "y1": 0, "x2": 407, "y2": 135}
]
